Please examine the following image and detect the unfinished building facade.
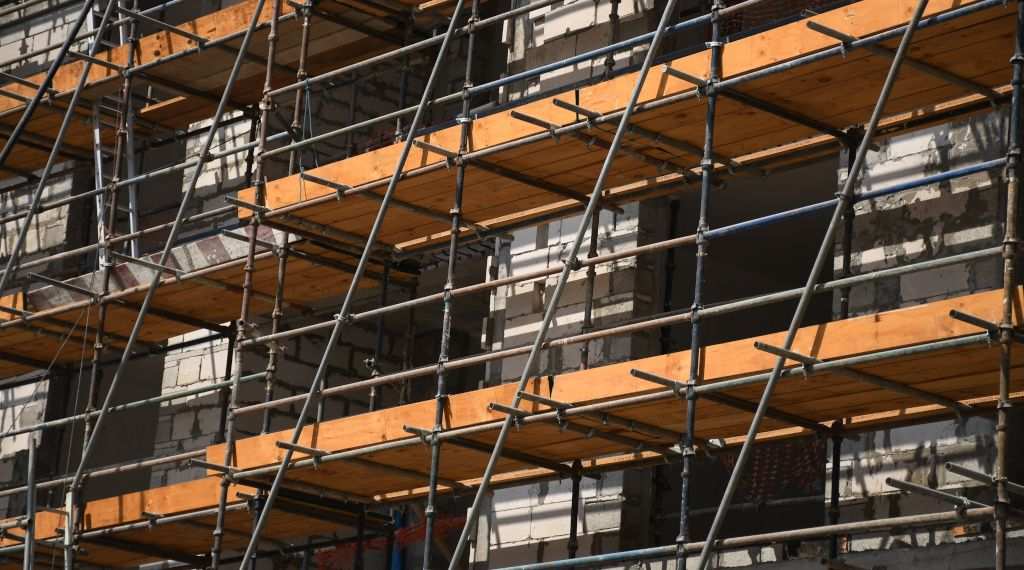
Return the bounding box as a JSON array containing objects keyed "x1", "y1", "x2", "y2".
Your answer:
[{"x1": 0, "y1": 0, "x2": 1019, "y2": 568}]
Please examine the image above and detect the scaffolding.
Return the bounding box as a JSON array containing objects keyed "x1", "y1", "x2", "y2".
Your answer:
[{"x1": 0, "y1": 0, "x2": 1016, "y2": 567}]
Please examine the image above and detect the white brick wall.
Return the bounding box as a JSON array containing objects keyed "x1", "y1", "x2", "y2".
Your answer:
[
  {"x1": 503, "y1": 0, "x2": 654, "y2": 100},
  {"x1": 479, "y1": 201, "x2": 646, "y2": 565},
  {"x1": 486, "y1": 204, "x2": 642, "y2": 382},
  {"x1": 0, "y1": 379, "x2": 46, "y2": 458},
  {"x1": 0, "y1": 168, "x2": 76, "y2": 265},
  {"x1": 161, "y1": 330, "x2": 231, "y2": 396},
  {"x1": 0, "y1": 2, "x2": 80, "y2": 74},
  {"x1": 150, "y1": 331, "x2": 231, "y2": 487},
  {"x1": 836, "y1": 108, "x2": 1007, "y2": 315},
  {"x1": 484, "y1": 472, "x2": 625, "y2": 565},
  {"x1": 0, "y1": 374, "x2": 47, "y2": 515}
]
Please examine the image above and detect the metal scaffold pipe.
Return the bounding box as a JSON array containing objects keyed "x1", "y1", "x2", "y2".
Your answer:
[
  {"x1": 693, "y1": 2, "x2": 931, "y2": 568},
  {"x1": 211, "y1": 0, "x2": 284, "y2": 564},
  {"x1": 232, "y1": 159, "x2": 1002, "y2": 418},
  {"x1": 0, "y1": 0, "x2": 190, "y2": 72},
  {"x1": 495, "y1": 507, "x2": 995, "y2": 570},
  {"x1": 0, "y1": 0, "x2": 995, "y2": 250},
  {"x1": 0, "y1": 0, "x2": 115, "y2": 304},
  {"x1": 0, "y1": 0, "x2": 96, "y2": 170},
  {"x1": 225, "y1": 332, "x2": 989, "y2": 485},
  {"x1": 233, "y1": 245, "x2": 1000, "y2": 418},
  {"x1": 258, "y1": 0, "x2": 1001, "y2": 164},
  {"x1": 421, "y1": 0, "x2": 480, "y2": 563},
  {"x1": 236, "y1": 0, "x2": 471, "y2": 561},
  {"x1": 447, "y1": 1, "x2": 771, "y2": 566},
  {"x1": 243, "y1": 155, "x2": 1001, "y2": 345},
  {"x1": 679, "y1": 2, "x2": 722, "y2": 565},
  {"x1": 0, "y1": 153, "x2": 995, "y2": 367},
  {"x1": 994, "y1": 2, "x2": 1023, "y2": 567},
  {"x1": 0, "y1": 0, "x2": 1000, "y2": 266},
  {"x1": 22, "y1": 435, "x2": 35, "y2": 570},
  {"x1": 60, "y1": 6, "x2": 122, "y2": 564},
  {"x1": 261, "y1": 5, "x2": 710, "y2": 161},
  {"x1": 267, "y1": 0, "x2": 568, "y2": 99},
  {"x1": 0, "y1": 245, "x2": 995, "y2": 508},
  {"x1": 0, "y1": 449, "x2": 204, "y2": 501},
  {"x1": 64, "y1": 0, "x2": 274, "y2": 560},
  {"x1": 0, "y1": 1, "x2": 1012, "y2": 565}
]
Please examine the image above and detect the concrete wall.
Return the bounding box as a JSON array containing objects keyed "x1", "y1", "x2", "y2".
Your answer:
[
  {"x1": 502, "y1": 0, "x2": 658, "y2": 102},
  {"x1": 474, "y1": 201, "x2": 647, "y2": 565},
  {"x1": 641, "y1": 108, "x2": 1015, "y2": 569},
  {"x1": 484, "y1": 472, "x2": 625, "y2": 566},
  {"x1": 0, "y1": 378, "x2": 47, "y2": 515},
  {"x1": 0, "y1": 1, "x2": 81, "y2": 75},
  {"x1": 698, "y1": 414, "x2": 1024, "y2": 569},
  {"x1": 485, "y1": 204, "x2": 644, "y2": 383},
  {"x1": 836, "y1": 109, "x2": 1008, "y2": 316},
  {"x1": 474, "y1": 102, "x2": 1018, "y2": 567}
]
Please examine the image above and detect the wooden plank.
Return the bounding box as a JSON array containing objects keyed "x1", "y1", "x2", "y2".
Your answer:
[
  {"x1": 0, "y1": 0, "x2": 442, "y2": 181},
  {"x1": 0, "y1": 288, "x2": 1013, "y2": 565},
  {"x1": 244, "y1": 0, "x2": 1012, "y2": 259},
  {"x1": 210, "y1": 287, "x2": 1012, "y2": 473}
]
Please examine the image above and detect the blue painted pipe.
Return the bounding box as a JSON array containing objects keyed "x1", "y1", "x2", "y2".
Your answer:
[
  {"x1": 469, "y1": 14, "x2": 712, "y2": 98},
  {"x1": 708, "y1": 157, "x2": 1006, "y2": 240}
]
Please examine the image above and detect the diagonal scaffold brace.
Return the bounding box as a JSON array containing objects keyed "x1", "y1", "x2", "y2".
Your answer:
[
  {"x1": 57, "y1": 0, "x2": 277, "y2": 566},
  {"x1": 232, "y1": 0, "x2": 471, "y2": 563},
  {"x1": 445, "y1": 0, "x2": 772, "y2": 566},
  {"x1": 693, "y1": 1, "x2": 932, "y2": 568},
  {"x1": 210, "y1": 0, "x2": 286, "y2": 566}
]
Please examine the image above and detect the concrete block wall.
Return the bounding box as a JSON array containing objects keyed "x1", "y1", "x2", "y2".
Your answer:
[
  {"x1": 754, "y1": 107, "x2": 1021, "y2": 569},
  {"x1": 833, "y1": 417, "x2": 997, "y2": 506},
  {"x1": 150, "y1": 331, "x2": 233, "y2": 487},
  {"x1": 172, "y1": 76, "x2": 432, "y2": 243},
  {"x1": 0, "y1": 0, "x2": 94, "y2": 275},
  {"x1": 0, "y1": 107, "x2": 93, "y2": 490},
  {"x1": 502, "y1": 0, "x2": 657, "y2": 101},
  {"x1": 484, "y1": 204, "x2": 644, "y2": 384},
  {"x1": 139, "y1": 11, "x2": 438, "y2": 487},
  {"x1": 246, "y1": 310, "x2": 413, "y2": 431},
  {"x1": 177, "y1": 111, "x2": 256, "y2": 236},
  {"x1": 696, "y1": 415, "x2": 1016, "y2": 569},
  {"x1": 148, "y1": 275, "x2": 423, "y2": 486},
  {"x1": 475, "y1": 1, "x2": 699, "y2": 555},
  {"x1": 484, "y1": 472, "x2": 625, "y2": 566},
  {"x1": 0, "y1": 0, "x2": 150, "y2": 513},
  {"x1": 0, "y1": 380, "x2": 46, "y2": 460},
  {"x1": 0, "y1": 377, "x2": 47, "y2": 515},
  {"x1": 0, "y1": 1, "x2": 81, "y2": 75},
  {"x1": 836, "y1": 108, "x2": 1008, "y2": 316},
  {"x1": 0, "y1": 3, "x2": 1016, "y2": 569},
  {"x1": 0, "y1": 166, "x2": 87, "y2": 275},
  {"x1": 478, "y1": 203, "x2": 653, "y2": 565}
]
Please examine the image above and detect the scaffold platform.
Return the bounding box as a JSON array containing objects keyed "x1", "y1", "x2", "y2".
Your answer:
[
  {"x1": 0, "y1": 0, "x2": 1020, "y2": 566},
  {"x1": 0, "y1": 286, "x2": 1015, "y2": 567}
]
